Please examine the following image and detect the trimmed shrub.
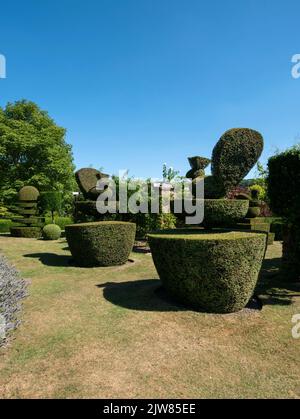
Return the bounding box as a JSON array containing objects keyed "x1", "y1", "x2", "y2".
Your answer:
[
  {"x1": 0, "y1": 219, "x2": 12, "y2": 233},
  {"x1": 148, "y1": 229, "x2": 267, "y2": 313},
  {"x1": 75, "y1": 168, "x2": 109, "y2": 200},
  {"x1": 42, "y1": 224, "x2": 61, "y2": 240},
  {"x1": 270, "y1": 220, "x2": 283, "y2": 241},
  {"x1": 65, "y1": 221, "x2": 136, "y2": 267},
  {"x1": 203, "y1": 199, "x2": 249, "y2": 227},
  {"x1": 268, "y1": 145, "x2": 300, "y2": 280},
  {"x1": 18, "y1": 186, "x2": 39, "y2": 201},
  {"x1": 247, "y1": 207, "x2": 260, "y2": 218},
  {"x1": 10, "y1": 226, "x2": 41, "y2": 238},
  {"x1": 211, "y1": 128, "x2": 264, "y2": 196}
]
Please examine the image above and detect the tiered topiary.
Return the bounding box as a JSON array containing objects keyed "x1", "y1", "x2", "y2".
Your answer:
[
  {"x1": 65, "y1": 221, "x2": 136, "y2": 267},
  {"x1": 268, "y1": 146, "x2": 300, "y2": 281},
  {"x1": 10, "y1": 186, "x2": 44, "y2": 238},
  {"x1": 148, "y1": 229, "x2": 267, "y2": 313}
]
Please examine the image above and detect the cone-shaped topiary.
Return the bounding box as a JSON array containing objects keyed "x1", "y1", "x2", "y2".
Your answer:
[
  {"x1": 42, "y1": 224, "x2": 62, "y2": 240},
  {"x1": 148, "y1": 229, "x2": 267, "y2": 313},
  {"x1": 65, "y1": 221, "x2": 136, "y2": 267}
]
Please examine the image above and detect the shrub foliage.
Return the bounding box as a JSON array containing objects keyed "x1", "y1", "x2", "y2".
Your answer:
[
  {"x1": 148, "y1": 229, "x2": 267, "y2": 313},
  {"x1": 65, "y1": 221, "x2": 136, "y2": 267},
  {"x1": 42, "y1": 224, "x2": 62, "y2": 240}
]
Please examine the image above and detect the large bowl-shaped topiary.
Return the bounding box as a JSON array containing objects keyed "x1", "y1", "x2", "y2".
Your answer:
[
  {"x1": 203, "y1": 199, "x2": 249, "y2": 227},
  {"x1": 65, "y1": 221, "x2": 136, "y2": 267},
  {"x1": 211, "y1": 128, "x2": 264, "y2": 196},
  {"x1": 148, "y1": 229, "x2": 267, "y2": 313}
]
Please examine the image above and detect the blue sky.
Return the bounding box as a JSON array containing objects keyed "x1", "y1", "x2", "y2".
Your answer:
[{"x1": 0, "y1": 0, "x2": 300, "y2": 179}]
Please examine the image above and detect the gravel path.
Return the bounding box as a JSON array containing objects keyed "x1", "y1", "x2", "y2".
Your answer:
[{"x1": 0, "y1": 255, "x2": 28, "y2": 347}]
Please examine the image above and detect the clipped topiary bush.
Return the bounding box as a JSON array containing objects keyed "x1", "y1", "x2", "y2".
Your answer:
[
  {"x1": 18, "y1": 186, "x2": 39, "y2": 202},
  {"x1": 203, "y1": 199, "x2": 249, "y2": 227},
  {"x1": 10, "y1": 226, "x2": 41, "y2": 238},
  {"x1": 65, "y1": 221, "x2": 136, "y2": 267},
  {"x1": 42, "y1": 224, "x2": 62, "y2": 240},
  {"x1": 268, "y1": 145, "x2": 300, "y2": 280},
  {"x1": 211, "y1": 128, "x2": 264, "y2": 196},
  {"x1": 148, "y1": 229, "x2": 267, "y2": 313},
  {"x1": 75, "y1": 168, "x2": 109, "y2": 200}
]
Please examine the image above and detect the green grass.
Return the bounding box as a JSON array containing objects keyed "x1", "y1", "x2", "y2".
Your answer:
[{"x1": 0, "y1": 235, "x2": 299, "y2": 398}]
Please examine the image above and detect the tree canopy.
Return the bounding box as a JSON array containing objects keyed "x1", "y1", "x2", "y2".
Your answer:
[{"x1": 0, "y1": 100, "x2": 76, "y2": 205}]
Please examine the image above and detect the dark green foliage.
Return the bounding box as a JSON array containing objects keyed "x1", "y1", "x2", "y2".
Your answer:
[
  {"x1": 39, "y1": 191, "x2": 62, "y2": 223},
  {"x1": 247, "y1": 207, "x2": 261, "y2": 218},
  {"x1": 270, "y1": 220, "x2": 283, "y2": 241},
  {"x1": 186, "y1": 156, "x2": 210, "y2": 179},
  {"x1": 65, "y1": 221, "x2": 136, "y2": 267},
  {"x1": 268, "y1": 146, "x2": 300, "y2": 280},
  {"x1": 148, "y1": 229, "x2": 266, "y2": 313},
  {"x1": 0, "y1": 100, "x2": 76, "y2": 208},
  {"x1": 75, "y1": 168, "x2": 108, "y2": 200},
  {"x1": 203, "y1": 199, "x2": 249, "y2": 227},
  {"x1": 42, "y1": 224, "x2": 61, "y2": 240},
  {"x1": 267, "y1": 146, "x2": 300, "y2": 222},
  {"x1": 282, "y1": 224, "x2": 300, "y2": 281},
  {"x1": 203, "y1": 175, "x2": 225, "y2": 199},
  {"x1": 0, "y1": 219, "x2": 12, "y2": 232},
  {"x1": 211, "y1": 128, "x2": 264, "y2": 196},
  {"x1": 10, "y1": 226, "x2": 41, "y2": 238}
]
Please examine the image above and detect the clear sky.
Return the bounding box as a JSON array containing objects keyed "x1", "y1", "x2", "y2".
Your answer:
[{"x1": 1, "y1": 0, "x2": 300, "y2": 179}]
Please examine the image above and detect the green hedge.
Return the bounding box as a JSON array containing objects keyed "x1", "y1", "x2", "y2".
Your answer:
[
  {"x1": 203, "y1": 199, "x2": 249, "y2": 227},
  {"x1": 270, "y1": 220, "x2": 283, "y2": 241},
  {"x1": 148, "y1": 229, "x2": 267, "y2": 313},
  {"x1": 268, "y1": 146, "x2": 300, "y2": 222},
  {"x1": 10, "y1": 226, "x2": 41, "y2": 238},
  {"x1": 65, "y1": 221, "x2": 136, "y2": 267},
  {"x1": 0, "y1": 219, "x2": 12, "y2": 233}
]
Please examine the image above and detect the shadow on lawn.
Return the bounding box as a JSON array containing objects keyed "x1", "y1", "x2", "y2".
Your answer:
[
  {"x1": 24, "y1": 252, "x2": 73, "y2": 267},
  {"x1": 256, "y1": 255, "x2": 300, "y2": 307},
  {"x1": 97, "y1": 279, "x2": 188, "y2": 312}
]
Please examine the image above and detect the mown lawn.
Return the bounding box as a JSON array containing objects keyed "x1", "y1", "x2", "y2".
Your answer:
[{"x1": 0, "y1": 235, "x2": 299, "y2": 398}]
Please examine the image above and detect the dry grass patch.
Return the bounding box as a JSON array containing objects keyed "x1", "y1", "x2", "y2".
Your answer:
[{"x1": 0, "y1": 236, "x2": 299, "y2": 398}]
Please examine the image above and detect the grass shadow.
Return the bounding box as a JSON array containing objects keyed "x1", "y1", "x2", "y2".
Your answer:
[
  {"x1": 24, "y1": 252, "x2": 73, "y2": 267},
  {"x1": 97, "y1": 279, "x2": 188, "y2": 312},
  {"x1": 256, "y1": 256, "x2": 300, "y2": 307}
]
